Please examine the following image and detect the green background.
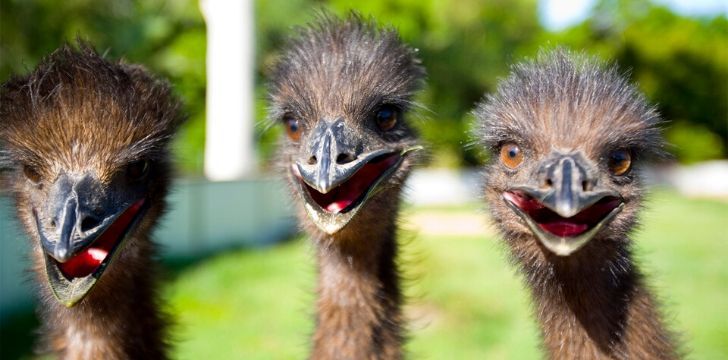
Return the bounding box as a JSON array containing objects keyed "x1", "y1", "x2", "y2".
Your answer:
[{"x1": 1, "y1": 0, "x2": 726, "y2": 172}]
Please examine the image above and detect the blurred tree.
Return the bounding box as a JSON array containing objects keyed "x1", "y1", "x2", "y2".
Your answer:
[
  {"x1": 548, "y1": 0, "x2": 728, "y2": 162},
  {"x1": 253, "y1": 0, "x2": 316, "y2": 169},
  {"x1": 1, "y1": 0, "x2": 725, "y2": 173},
  {"x1": 0, "y1": 0, "x2": 207, "y2": 174}
]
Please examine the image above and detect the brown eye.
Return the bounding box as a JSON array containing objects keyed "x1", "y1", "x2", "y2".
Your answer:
[
  {"x1": 127, "y1": 160, "x2": 149, "y2": 181},
  {"x1": 608, "y1": 149, "x2": 631, "y2": 176},
  {"x1": 499, "y1": 143, "x2": 524, "y2": 169},
  {"x1": 23, "y1": 165, "x2": 42, "y2": 184},
  {"x1": 375, "y1": 105, "x2": 398, "y2": 131},
  {"x1": 284, "y1": 114, "x2": 301, "y2": 142}
]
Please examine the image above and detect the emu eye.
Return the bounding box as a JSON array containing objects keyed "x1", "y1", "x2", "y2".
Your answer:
[
  {"x1": 499, "y1": 143, "x2": 524, "y2": 169},
  {"x1": 284, "y1": 114, "x2": 301, "y2": 142},
  {"x1": 375, "y1": 105, "x2": 398, "y2": 131},
  {"x1": 127, "y1": 160, "x2": 150, "y2": 181},
  {"x1": 608, "y1": 149, "x2": 632, "y2": 176},
  {"x1": 23, "y1": 165, "x2": 42, "y2": 184}
]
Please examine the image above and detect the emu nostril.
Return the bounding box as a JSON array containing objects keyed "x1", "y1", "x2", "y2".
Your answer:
[
  {"x1": 50, "y1": 219, "x2": 57, "y2": 228},
  {"x1": 80, "y1": 216, "x2": 102, "y2": 232},
  {"x1": 582, "y1": 180, "x2": 589, "y2": 191},
  {"x1": 307, "y1": 156, "x2": 317, "y2": 165},
  {"x1": 336, "y1": 153, "x2": 356, "y2": 164},
  {"x1": 545, "y1": 178, "x2": 553, "y2": 187}
]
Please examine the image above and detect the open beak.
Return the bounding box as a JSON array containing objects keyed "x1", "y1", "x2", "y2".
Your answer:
[
  {"x1": 502, "y1": 154, "x2": 624, "y2": 256},
  {"x1": 290, "y1": 118, "x2": 420, "y2": 234},
  {"x1": 34, "y1": 174, "x2": 147, "y2": 307}
]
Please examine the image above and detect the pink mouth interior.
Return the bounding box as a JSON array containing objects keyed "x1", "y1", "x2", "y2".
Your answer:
[
  {"x1": 304, "y1": 154, "x2": 399, "y2": 214},
  {"x1": 57, "y1": 199, "x2": 145, "y2": 279},
  {"x1": 505, "y1": 191, "x2": 621, "y2": 237}
]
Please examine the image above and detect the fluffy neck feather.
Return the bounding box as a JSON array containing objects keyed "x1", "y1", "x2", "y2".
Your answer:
[
  {"x1": 514, "y1": 236, "x2": 678, "y2": 359},
  {"x1": 308, "y1": 206, "x2": 403, "y2": 360}
]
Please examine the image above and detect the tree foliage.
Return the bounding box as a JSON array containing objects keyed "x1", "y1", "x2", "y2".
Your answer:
[
  {"x1": 1, "y1": 0, "x2": 725, "y2": 173},
  {"x1": 0, "y1": 0, "x2": 207, "y2": 174},
  {"x1": 548, "y1": 0, "x2": 727, "y2": 162}
]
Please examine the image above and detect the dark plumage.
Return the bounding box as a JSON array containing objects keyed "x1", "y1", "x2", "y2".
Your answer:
[
  {"x1": 1, "y1": 44, "x2": 184, "y2": 359},
  {"x1": 473, "y1": 49, "x2": 680, "y2": 359},
  {"x1": 269, "y1": 14, "x2": 425, "y2": 359}
]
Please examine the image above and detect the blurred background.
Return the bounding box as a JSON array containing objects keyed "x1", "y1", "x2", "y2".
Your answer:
[{"x1": 1, "y1": 0, "x2": 726, "y2": 358}]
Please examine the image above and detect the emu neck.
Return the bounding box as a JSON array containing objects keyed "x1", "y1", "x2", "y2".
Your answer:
[
  {"x1": 521, "y1": 241, "x2": 678, "y2": 359},
  {"x1": 311, "y1": 217, "x2": 402, "y2": 360},
  {"x1": 34, "y1": 236, "x2": 168, "y2": 360}
]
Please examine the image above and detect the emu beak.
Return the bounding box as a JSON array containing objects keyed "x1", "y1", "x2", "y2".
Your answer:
[
  {"x1": 295, "y1": 148, "x2": 401, "y2": 195},
  {"x1": 291, "y1": 118, "x2": 420, "y2": 234},
  {"x1": 503, "y1": 154, "x2": 624, "y2": 256},
  {"x1": 34, "y1": 173, "x2": 147, "y2": 307}
]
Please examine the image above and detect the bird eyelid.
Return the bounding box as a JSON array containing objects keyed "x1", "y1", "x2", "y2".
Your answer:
[
  {"x1": 376, "y1": 100, "x2": 409, "y2": 114},
  {"x1": 599, "y1": 145, "x2": 635, "y2": 164},
  {"x1": 281, "y1": 111, "x2": 296, "y2": 121},
  {"x1": 126, "y1": 159, "x2": 151, "y2": 181},
  {"x1": 373, "y1": 103, "x2": 402, "y2": 118},
  {"x1": 493, "y1": 138, "x2": 526, "y2": 154},
  {"x1": 22, "y1": 164, "x2": 43, "y2": 184}
]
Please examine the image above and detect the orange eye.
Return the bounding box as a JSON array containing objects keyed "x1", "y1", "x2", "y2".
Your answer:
[
  {"x1": 608, "y1": 149, "x2": 631, "y2": 176},
  {"x1": 23, "y1": 165, "x2": 42, "y2": 184},
  {"x1": 375, "y1": 105, "x2": 398, "y2": 131},
  {"x1": 284, "y1": 114, "x2": 301, "y2": 141},
  {"x1": 499, "y1": 143, "x2": 524, "y2": 169},
  {"x1": 127, "y1": 160, "x2": 150, "y2": 181}
]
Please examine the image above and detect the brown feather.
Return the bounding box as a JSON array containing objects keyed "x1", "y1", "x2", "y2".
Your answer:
[
  {"x1": 1, "y1": 43, "x2": 184, "y2": 359},
  {"x1": 269, "y1": 13, "x2": 425, "y2": 359},
  {"x1": 473, "y1": 49, "x2": 680, "y2": 359}
]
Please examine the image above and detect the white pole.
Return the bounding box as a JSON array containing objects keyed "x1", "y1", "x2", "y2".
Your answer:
[{"x1": 200, "y1": 0, "x2": 256, "y2": 181}]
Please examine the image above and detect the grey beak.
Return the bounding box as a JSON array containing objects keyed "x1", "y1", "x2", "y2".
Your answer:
[
  {"x1": 294, "y1": 118, "x2": 394, "y2": 194},
  {"x1": 49, "y1": 198, "x2": 77, "y2": 262},
  {"x1": 515, "y1": 154, "x2": 617, "y2": 218},
  {"x1": 36, "y1": 173, "x2": 122, "y2": 263}
]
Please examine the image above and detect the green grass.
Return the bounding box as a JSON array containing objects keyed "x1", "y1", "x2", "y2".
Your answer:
[
  {"x1": 636, "y1": 191, "x2": 728, "y2": 359},
  {"x1": 2, "y1": 189, "x2": 726, "y2": 359},
  {"x1": 165, "y1": 189, "x2": 728, "y2": 359},
  {"x1": 166, "y1": 244, "x2": 316, "y2": 359}
]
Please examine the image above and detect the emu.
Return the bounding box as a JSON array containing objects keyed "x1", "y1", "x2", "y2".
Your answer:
[
  {"x1": 473, "y1": 49, "x2": 680, "y2": 359},
  {"x1": 268, "y1": 14, "x2": 425, "y2": 359},
  {"x1": 0, "y1": 45, "x2": 184, "y2": 359}
]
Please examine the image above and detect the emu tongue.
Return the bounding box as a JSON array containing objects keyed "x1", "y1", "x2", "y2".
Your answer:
[
  {"x1": 539, "y1": 221, "x2": 589, "y2": 237},
  {"x1": 58, "y1": 199, "x2": 145, "y2": 278},
  {"x1": 506, "y1": 191, "x2": 620, "y2": 238},
  {"x1": 537, "y1": 197, "x2": 621, "y2": 237},
  {"x1": 309, "y1": 154, "x2": 399, "y2": 213}
]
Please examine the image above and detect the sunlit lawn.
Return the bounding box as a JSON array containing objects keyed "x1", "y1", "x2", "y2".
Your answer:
[
  {"x1": 166, "y1": 189, "x2": 728, "y2": 359},
  {"x1": 3, "y1": 189, "x2": 726, "y2": 359}
]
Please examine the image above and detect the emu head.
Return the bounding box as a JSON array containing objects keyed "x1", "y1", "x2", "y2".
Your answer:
[
  {"x1": 0, "y1": 45, "x2": 184, "y2": 306},
  {"x1": 269, "y1": 15, "x2": 425, "y2": 235},
  {"x1": 474, "y1": 49, "x2": 665, "y2": 260}
]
